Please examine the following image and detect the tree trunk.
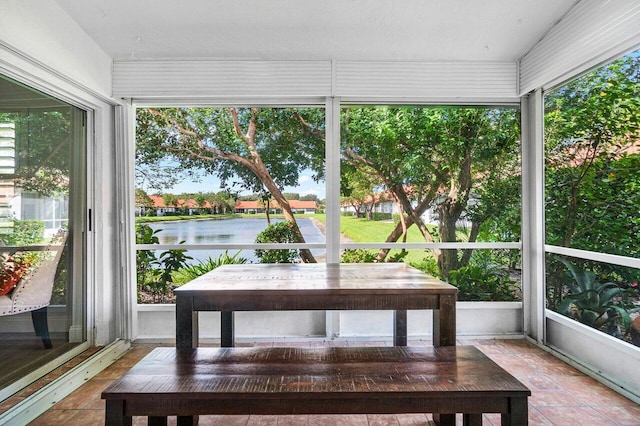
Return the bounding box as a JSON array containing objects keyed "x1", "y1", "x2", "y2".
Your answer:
[
  {"x1": 374, "y1": 196, "x2": 440, "y2": 263},
  {"x1": 253, "y1": 167, "x2": 316, "y2": 263},
  {"x1": 265, "y1": 199, "x2": 271, "y2": 225}
]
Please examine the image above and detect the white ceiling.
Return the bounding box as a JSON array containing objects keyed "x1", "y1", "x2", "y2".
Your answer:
[{"x1": 55, "y1": 0, "x2": 578, "y2": 62}]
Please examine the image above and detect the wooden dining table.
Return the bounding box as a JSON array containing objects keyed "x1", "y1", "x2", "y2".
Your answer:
[{"x1": 174, "y1": 263, "x2": 458, "y2": 349}]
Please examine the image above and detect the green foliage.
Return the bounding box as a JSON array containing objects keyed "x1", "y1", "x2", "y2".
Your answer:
[
  {"x1": 340, "y1": 249, "x2": 377, "y2": 263},
  {"x1": 557, "y1": 258, "x2": 637, "y2": 337},
  {"x1": 543, "y1": 53, "x2": 640, "y2": 318},
  {"x1": 448, "y1": 263, "x2": 519, "y2": 302},
  {"x1": 371, "y1": 212, "x2": 392, "y2": 221},
  {"x1": 1, "y1": 220, "x2": 45, "y2": 245},
  {"x1": 340, "y1": 248, "x2": 407, "y2": 264},
  {"x1": 158, "y1": 248, "x2": 192, "y2": 291},
  {"x1": 544, "y1": 54, "x2": 640, "y2": 264},
  {"x1": 254, "y1": 221, "x2": 301, "y2": 263},
  {"x1": 407, "y1": 257, "x2": 440, "y2": 278},
  {"x1": 1, "y1": 108, "x2": 73, "y2": 196},
  {"x1": 545, "y1": 155, "x2": 640, "y2": 281},
  {"x1": 172, "y1": 251, "x2": 248, "y2": 285},
  {"x1": 135, "y1": 224, "x2": 191, "y2": 303},
  {"x1": 341, "y1": 106, "x2": 521, "y2": 278},
  {"x1": 136, "y1": 107, "x2": 325, "y2": 195}
]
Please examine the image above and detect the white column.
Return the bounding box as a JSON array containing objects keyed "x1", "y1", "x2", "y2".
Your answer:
[
  {"x1": 521, "y1": 89, "x2": 545, "y2": 343},
  {"x1": 324, "y1": 96, "x2": 341, "y2": 337}
]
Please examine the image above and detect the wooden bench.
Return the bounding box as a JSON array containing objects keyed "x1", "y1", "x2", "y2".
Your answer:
[{"x1": 102, "y1": 346, "x2": 530, "y2": 426}]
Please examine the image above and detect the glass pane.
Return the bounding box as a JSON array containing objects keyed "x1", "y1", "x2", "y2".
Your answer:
[
  {"x1": 340, "y1": 105, "x2": 521, "y2": 278},
  {"x1": 135, "y1": 106, "x2": 326, "y2": 303},
  {"x1": 0, "y1": 75, "x2": 86, "y2": 394},
  {"x1": 546, "y1": 253, "x2": 640, "y2": 346},
  {"x1": 544, "y1": 49, "x2": 640, "y2": 257}
]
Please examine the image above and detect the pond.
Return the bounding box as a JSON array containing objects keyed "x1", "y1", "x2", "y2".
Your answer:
[{"x1": 146, "y1": 217, "x2": 325, "y2": 263}]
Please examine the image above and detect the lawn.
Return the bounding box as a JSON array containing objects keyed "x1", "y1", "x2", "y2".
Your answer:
[{"x1": 311, "y1": 214, "x2": 440, "y2": 270}]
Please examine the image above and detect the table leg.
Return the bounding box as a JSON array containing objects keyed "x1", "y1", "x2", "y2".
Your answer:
[
  {"x1": 393, "y1": 309, "x2": 407, "y2": 346},
  {"x1": 176, "y1": 296, "x2": 197, "y2": 349},
  {"x1": 105, "y1": 399, "x2": 131, "y2": 426},
  {"x1": 432, "y1": 413, "x2": 455, "y2": 425},
  {"x1": 221, "y1": 311, "x2": 234, "y2": 347},
  {"x1": 433, "y1": 294, "x2": 456, "y2": 347},
  {"x1": 502, "y1": 397, "x2": 528, "y2": 425},
  {"x1": 177, "y1": 415, "x2": 199, "y2": 426},
  {"x1": 462, "y1": 413, "x2": 482, "y2": 425}
]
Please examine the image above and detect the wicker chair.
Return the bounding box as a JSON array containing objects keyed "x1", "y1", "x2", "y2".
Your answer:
[{"x1": 0, "y1": 232, "x2": 67, "y2": 349}]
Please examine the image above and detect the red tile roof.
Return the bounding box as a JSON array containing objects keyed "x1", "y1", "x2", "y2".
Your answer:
[{"x1": 235, "y1": 200, "x2": 317, "y2": 210}]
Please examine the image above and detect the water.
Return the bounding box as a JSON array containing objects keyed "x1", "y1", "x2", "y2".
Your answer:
[{"x1": 146, "y1": 217, "x2": 325, "y2": 264}]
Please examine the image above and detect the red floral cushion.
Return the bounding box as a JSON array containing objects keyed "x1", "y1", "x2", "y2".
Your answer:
[{"x1": 0, "y1": 253, "x2": 28, "y2": 296}]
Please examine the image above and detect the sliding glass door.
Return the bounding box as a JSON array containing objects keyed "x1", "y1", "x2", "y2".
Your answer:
[{"x1": 0, "y1": 74, "x2": 87, "y2": 398}]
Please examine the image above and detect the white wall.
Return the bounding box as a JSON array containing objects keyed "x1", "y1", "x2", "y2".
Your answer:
[
  {"x1": 136, "y1": 303, "x2": 524, "y2": 342},
  {"x1": 0, "y1": 0, "x2": 112, "y2": 98}
]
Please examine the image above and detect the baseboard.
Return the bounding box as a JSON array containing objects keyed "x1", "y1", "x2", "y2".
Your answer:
[{"x1": 0, "y1": 339, "x2": 130, "y2": 425}]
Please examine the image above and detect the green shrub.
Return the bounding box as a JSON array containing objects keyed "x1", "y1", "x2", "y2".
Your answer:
[
  {"x1": 408, "y1": 257, "x2": 440, "y2": 278},
  {"x1": 557, "y1": 258, "x2": 638, "y2": 338},
  {"x1": 448, "y1": 264, "x2": 519, "y2": 301},
  {"x1": 254, "y1": 221, "x2": 300, "y2": 263},
  {"x1": 340, "y1": 249, "x2": 377, "y2": 263},
  {"x1": 173, "y1": 251, "x2": 248, "y2": 285},
  {"x1": 371, "y1": 212, "x2": 392, "y2": 221},
  {"x1": 1, "y1": 220, "x2": 45, "y2": 245},
  {"x1": 135, "y1": 223, "x2": 192, "y2": 302}
]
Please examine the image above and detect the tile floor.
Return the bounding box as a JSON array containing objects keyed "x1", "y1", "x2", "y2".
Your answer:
[{"x1": 29, "y1": 338, "x2": 640, "y2": 425}]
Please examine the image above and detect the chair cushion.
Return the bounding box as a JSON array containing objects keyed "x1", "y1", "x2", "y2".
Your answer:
[
  {"x1": 0, "y1": 254, "x2": 28, "y2": 296},
  {"x1": 0, "y1": 295, "x2": 13, "y2": 315}
]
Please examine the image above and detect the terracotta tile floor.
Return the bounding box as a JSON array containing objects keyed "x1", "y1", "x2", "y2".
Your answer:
[{"x1": 29, "y1": 338, "x2": 640, "y2": 425}]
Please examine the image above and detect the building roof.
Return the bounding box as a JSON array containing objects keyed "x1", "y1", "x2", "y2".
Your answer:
[
  {"x1": 235, "y1": 200, "x2": 317, "y2": 210},
  {"x1": 147, "y1": 195, "x2": 211, "y2": 209}
]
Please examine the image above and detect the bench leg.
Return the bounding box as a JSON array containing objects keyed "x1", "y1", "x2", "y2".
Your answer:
[
  {"x1": 105, "y1": 400, "x2": 131, "y2": 426},
  {"x1": 393, "y1": 309, "x2": 407, "y2": 346},
  {"x1": 221, "y1": 311, "x2": 234, "y2": 347},
  {"x1": 31, "y1": 307, "x2": 52, "y2": 349},
  {"x1": 463, "y1": 413, "x2": 482, "y2": 426},
  {"x1": 502, "y1": 397, "x2": 528, "y2": 425},
  {"x1": 434, "y1": 294, "x2": 456, "y2": 347},
  {"x1": 433, "y1": 413, "x2": 455, "y2": 426},
  {"x1": 177, "y1": 415, "x2": 199, "y2": 426},
  {"x1": 176, "y1": 296, "x2": 197, "y2": 349},
  {"x1": 148, "y1": 417, "x2": 167, "y2": 426}
]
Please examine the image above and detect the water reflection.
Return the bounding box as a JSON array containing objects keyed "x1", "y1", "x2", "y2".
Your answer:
[{"x1": 146, "y1": 217, "x2": 324, "y2": 263}]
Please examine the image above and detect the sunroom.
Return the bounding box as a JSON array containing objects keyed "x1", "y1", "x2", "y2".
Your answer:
[{"x1": 0, "y1": 0, "x2": 639, "y2": 424}]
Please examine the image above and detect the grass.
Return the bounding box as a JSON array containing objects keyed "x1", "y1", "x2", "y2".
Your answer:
[{"x1": 311, "y1": 214, "x2": 439, "y2": 268}]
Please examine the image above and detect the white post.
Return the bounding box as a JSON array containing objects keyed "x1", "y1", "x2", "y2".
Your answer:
[{"x1": 521, "y1": 89, "x2": 546, "y2": 343}]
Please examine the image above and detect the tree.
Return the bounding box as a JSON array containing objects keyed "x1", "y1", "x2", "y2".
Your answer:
[
  {"x1": 194, "y1": 192, "x2": 208, "y2": 211},
  {"x1": 544, "y1": 53, "x2": 640, "y2": 309},
  {"x1": 300, "y1": 194, "x2": 319, "y2": 202},
  {"x1": 545, "y1": 54, "x2": 640, "y2": 249},
  {"x1": 207, "y1": 191, "x2": 236, "y2": 214},
  {"x1": 282, "y1": 192, "x2": 300, "y2": 200},
  {"x1": 135, "y1": 188, "x2": 155, "y2": 215},
  {"x1": 1, "y1": 109, "x2": 72, "y2": 197},
  {"x1": 136, "y1": 107, "x2": 325, "y2": 263},
  {"x1": 342, "y1": 106, "x2": 520, "y2": 278},
  {"x1": 340, "y1": 163, "x2": 383, "y2": 220},
  {"x1": 162, "y1": 193, "x2": 179, "y2": 208}
]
